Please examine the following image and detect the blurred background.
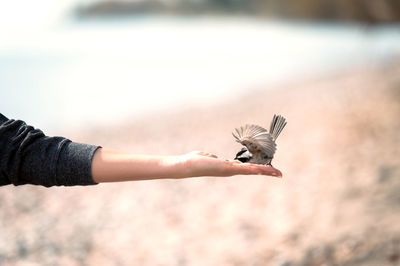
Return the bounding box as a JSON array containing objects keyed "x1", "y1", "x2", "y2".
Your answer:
[{"x1": 1, "y1": 0, "x2": 400, "y2": 265}]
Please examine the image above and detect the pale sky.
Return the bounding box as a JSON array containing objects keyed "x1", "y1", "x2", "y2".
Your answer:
[{"x1": 0, "y1": 0, "x2": 80, "y2": 32}]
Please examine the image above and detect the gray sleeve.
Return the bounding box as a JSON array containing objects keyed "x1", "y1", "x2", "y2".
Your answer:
[{"x1": 0, "y1": 113, "x2": 100, "y2": 187}]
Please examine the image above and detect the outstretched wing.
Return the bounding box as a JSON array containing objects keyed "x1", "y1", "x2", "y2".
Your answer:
[{"x1": 232, "y1": 124, "x2": 276, "y2": 157}]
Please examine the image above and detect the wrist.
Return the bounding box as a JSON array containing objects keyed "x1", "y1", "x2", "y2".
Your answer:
[{"x1": 161, "y1": 155, "x2": 191, "y2": 179}]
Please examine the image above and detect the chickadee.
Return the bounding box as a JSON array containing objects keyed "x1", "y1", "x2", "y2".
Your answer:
[{"x1": 232, "y1": 114, "x2": 287, "y2": 166}]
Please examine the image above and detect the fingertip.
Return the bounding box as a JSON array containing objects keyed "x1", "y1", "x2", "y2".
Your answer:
[
  {"x1": 272, "y1": 170, "x2": 282, "y2": 178},
  {"x1": 276, "y1": 169, "x2": 283, "y2": 178},
  {"x1": 262, "y1": 165, "x2": 282, "y2": 178}
]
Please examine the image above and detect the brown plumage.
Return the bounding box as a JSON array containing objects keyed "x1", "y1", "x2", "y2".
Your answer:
[{"x1": 232, "y1": 115, "x2": 287, "y2": 165}]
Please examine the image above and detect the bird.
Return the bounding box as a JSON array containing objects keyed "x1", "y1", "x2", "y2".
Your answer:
[{"x1": 232, "y1": 114, "x2": 287, "y2": 166}]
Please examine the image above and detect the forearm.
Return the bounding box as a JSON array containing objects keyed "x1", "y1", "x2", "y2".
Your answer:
[{"x1": 91, "y1": 148, "x2": 187, "y2": 183}]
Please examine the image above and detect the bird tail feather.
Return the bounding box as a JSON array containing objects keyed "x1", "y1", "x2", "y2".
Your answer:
[{"x1": 269, "y1": 114, "x2": 287, "y2": 141}]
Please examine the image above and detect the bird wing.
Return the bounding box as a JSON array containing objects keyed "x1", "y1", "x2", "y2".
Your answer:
[{"x1": 232, "y1": 124, "x2": 276, "y2": 157}]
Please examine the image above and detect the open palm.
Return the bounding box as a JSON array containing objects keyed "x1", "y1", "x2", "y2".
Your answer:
[{"x1": 180, "y1": 151, "x2": 282, "y2": 178}]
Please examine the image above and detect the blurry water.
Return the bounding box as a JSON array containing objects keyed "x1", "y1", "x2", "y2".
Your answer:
[{"x1": 1, "y1": 15, "x2": 400, "y2": 132}]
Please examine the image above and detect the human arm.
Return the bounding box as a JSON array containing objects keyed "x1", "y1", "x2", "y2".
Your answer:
[
  {"x1": 0, "y1": 113, "x2": 281, "y2": 187},
  {"x1": 91, "y1": 149, "x2": 282, "y2": 183},
  {"x1": 0, "y1": 113, "x2": 99, "y2": 187}
]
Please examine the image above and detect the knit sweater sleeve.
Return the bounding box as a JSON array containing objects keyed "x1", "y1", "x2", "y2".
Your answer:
[{"x1": 0, "y1": 113, "x2": 100, "y2": 187}]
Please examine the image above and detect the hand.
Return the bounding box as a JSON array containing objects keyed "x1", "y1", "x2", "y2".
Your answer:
[{"x1": 177, "y1": 151, "x2": 282, "y2": 178}]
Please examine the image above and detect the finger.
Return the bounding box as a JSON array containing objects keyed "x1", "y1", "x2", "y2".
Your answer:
[
  {"x1": 251, "y1": 164, "x2": 281, "y2": 176},
  {"x1": 231, "y1": 164, "x2": 282, "y2": 178},
  {"x1": 258, "y1": 165, "x2": 282, "y2": 177},
  {"x1": 198, "y1": 152, "x2": 218, "y2": 158},
  {"x1": 253, "y1": 165, "x2": 282, "y2": 177},
  {"x1": 240, "y1": 162, "x2": 281, "y2": 173},
  {"x1": 225, "y1": 159, "x2": 241, "y2": 164}
]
